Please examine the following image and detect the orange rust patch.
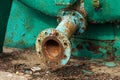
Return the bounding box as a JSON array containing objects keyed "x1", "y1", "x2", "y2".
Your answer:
[{"x1": 64, "y1": 21, "x2": 75, "y2": 37}]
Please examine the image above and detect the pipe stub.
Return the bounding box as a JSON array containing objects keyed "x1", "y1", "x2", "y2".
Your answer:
[{"x1": 36, "y1": 28, "x2": 71, "y2": 68}]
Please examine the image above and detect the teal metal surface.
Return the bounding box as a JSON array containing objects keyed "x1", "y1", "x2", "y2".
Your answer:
[
  {"x1": 4, "y1": 0, "x2": 57, "y2": 48},
  {"x1": 20, "y1": 0, "x2": 76, "y2": 16},
  {"x1": 71, "y1": 23, "x2": 120, "y2": 60},
  {"x1": 55, "y1": 0, "x2": 77, "y2": 6},
  {"x1": 77, "y1": 23, "x2": 115, "y2": 40},
  {"x1": 84, "y1": 0, "x2": 120, "y2": 22},
  {"x1": 3, "y1": 0, "x2": 120, "y2": 67}
]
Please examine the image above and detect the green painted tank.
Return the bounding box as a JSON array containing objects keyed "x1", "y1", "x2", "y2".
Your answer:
[
  {"x1": 3, "y1": 0, "x2": 120, "y2": 67},
  {"x1": 19, "y1": 0, "x2": 77, "y2": 16}
]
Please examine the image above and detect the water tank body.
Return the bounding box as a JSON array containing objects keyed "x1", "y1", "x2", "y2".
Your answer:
[
  {"x1": 3, "y1": 0, "x2": 120, "y2": 68},
  {"x1": 20, "y1": 0, "x2": 77, "y2": 16}
]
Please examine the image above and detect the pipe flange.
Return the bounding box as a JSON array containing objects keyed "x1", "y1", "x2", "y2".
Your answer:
[
  {"x1": 36, "y1": 28, "x2": 71, "y2": 68},
  {"x1": 57, "y1": 10, "x2": 86, "y2": 34}
]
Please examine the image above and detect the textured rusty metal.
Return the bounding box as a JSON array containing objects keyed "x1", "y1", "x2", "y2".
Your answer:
[
  {"x1": 36, "y1": 29, "x2": 71, "y2": 68},
  {"x1": 71, "y1": 37, "x2": 119, "y2": 61},
  {"x1": 36, "y1": 10, "x2": 86, "y2": 68},
  {"x1": 57, "y1": 10, "x2": 86, "y2": 37}
]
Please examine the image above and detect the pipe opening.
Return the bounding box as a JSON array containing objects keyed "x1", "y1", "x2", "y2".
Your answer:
[{"x1": 45, "y1": 40, "x2": 61, "y2": 57}]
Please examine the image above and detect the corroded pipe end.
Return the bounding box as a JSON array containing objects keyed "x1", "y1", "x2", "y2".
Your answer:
[{"x1": 36, "y1": 28, "x2": 71, "y2": 68}]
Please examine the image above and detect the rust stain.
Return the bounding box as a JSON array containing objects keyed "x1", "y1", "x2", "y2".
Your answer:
[
  {"x1": 76, "y1": 43, "x2": 83, "y2": 50},
  {"x1": 87, "y1": 42, "x2": 100, "y2": 54},
  {"x1": 71, "y1": 0, "x2": 86, "y2": 17},
  {"x1": 106, "y1": 52, "x2": 115, "y2": 61},
  {"x1": 64, "y1": 20, "x2": 75, "y2": 38},
  {"x1": 71, "y1": 48, "x2": 77, "y2": 53}
]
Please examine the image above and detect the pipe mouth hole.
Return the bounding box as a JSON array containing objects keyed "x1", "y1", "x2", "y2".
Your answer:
[{"x1": 45, "y1": 40, "x2": 61, "y2": 58}]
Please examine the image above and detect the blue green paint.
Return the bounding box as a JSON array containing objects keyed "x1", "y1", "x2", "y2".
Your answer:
[
  {"x1": 84, "y1": 0, "x2": 120, "y2": 22},
  {"x1": 4, "y1": 0, "x2": 57, "y2": 48},
  {"x1": 3, "y1": 0, "x2": 120, "y2": 60},
  {"x1": 77, "y1": 23, "x2": 115, "y2": 40},
  {"x1": 20, "y1": 0, "x2": 76, "y2": 16}
]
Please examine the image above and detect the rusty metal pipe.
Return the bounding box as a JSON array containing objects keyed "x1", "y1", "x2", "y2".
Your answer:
[
  {"x1": 56, "y1": 11, "x2": 86, "y2": 38},
  {"x1": 36, "y1": 10, "x2": 86, "y2": 68}
]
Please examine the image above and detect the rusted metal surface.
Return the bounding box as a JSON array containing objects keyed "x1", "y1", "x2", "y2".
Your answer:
[
  {"x1": 36, "y1": 10, "x2": 86, "y2": 68},
  {"x1": 36, "y1": 29, "x2": 71, "y2": 68},
  {"x1": 71, "y1": 37, "x2": 120, "y2": 61},
  {"x1": 57, "y1": 10, "x2": 86, "y2": 37}
]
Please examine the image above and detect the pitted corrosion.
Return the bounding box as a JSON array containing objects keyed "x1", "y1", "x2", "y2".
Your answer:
[
  {"x1": 57, "y1": 10, "x2": 86, "y2": 36},
  {"x1": 36, "y1": 28, "x2": 71, "y2": 68},
  {"x1": 64, "y1": 20, "x2": 76, "y2": 38},
  {"x1": 71, "y1": 40, "x2": 116, "y2": 60},
  {"x1": 36, "y1": 9, "x2": 86, "y2": 68}
]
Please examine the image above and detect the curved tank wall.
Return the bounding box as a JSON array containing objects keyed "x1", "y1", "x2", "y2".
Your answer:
[
  {"x1": 84, "y1": 0, "x2": 120, "y2": 22},
  {"x1": 4, "y1": 0, "x2": 120, "y2": 60},
  {"x1": 4, "y1": 0, "x2": 57, "y2": 48},
  {"x1": 20, "y1": 0, "x2": 76, "y2": 16}
]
